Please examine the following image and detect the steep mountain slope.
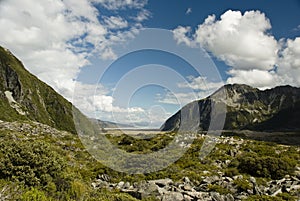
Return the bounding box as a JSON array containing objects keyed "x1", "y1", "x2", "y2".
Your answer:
[
  {"x1": 0, "y1": 46, "x2": 83, "y2": 133},
  {"x1": 161, "y1": 84, "x2": 300, "y2": 132}
]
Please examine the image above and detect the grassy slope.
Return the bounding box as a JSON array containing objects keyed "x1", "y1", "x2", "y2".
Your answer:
[{"x1": 0, "y1": 46, "x2": 80, "y2": 133}]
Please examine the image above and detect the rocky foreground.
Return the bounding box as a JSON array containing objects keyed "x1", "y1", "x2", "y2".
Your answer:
[
  {"x1": 90, "y1": 135, "x2": 300, "y2": 201},
  {"x1": 93, "y1": 170, "x2": 300, "y2": 201}
]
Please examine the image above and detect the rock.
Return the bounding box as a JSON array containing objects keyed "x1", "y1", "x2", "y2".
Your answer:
[
  {"x1": 284, "y1": 180, "x2": 293, "y2": 187},
  {"x1": 97, "y1": 174, "x2": 110, "y2": 182},
  {"x1": 195, "y1": 184, "x2": 209, "y2": 192},
  {"x1": 249, "y1": 177, "x2": 256, "y2": 185},
  {"x1": 184, "y1": 191, "x2": 206, "y2": 199},
  {"x1": 224, "y1": 194, "x2": 234, "y2": 201},
  {"x1": 158, "y1": 186, "x2": 169, "y2": 196},
  {"x1": 253, "y1": 186, "x2": 262, "y2": 195},
  {"x1": 202, "y1": 175, "x2": 220, "y2": 184},
  {"x1": 121, "y1": 189, "x2": 142, "y2": 200},
  {"x1": 296, "y1": 171, "x2": 300, "y2": 179},
  {"x1": 267, "y1": 185, "x2": 279, "y2": 195},
  {"x1": 91, "y1": 174, "x2": 300, "y2": 201},
  {"x1": 203, "y1": 170, "x2": 210, "y2": 175},
  {"x1": 290, "y1": 185, "x2": 300, "y2": 191},
  {"x1": 229, "y1": 149, "x2": 235, "y2": 157},
  {"x1": 225, "y1": 160, "x2": 231, "y2": 165},
  {"x1": 150, "y1": 178, "x2": 173, "y2": 187},
  {"x1": 276, "y1": 178, "x2": 286, "y2": 185},
  {"x1": 292, "y1": 179, "x2": 299, "y2": 184},
  {"x1": 127, "y1": 185, "x2": 134, "y2": 190},
  {"x1": 247, "y1": 189, "x2": 254, "y2": 195},
  {"x1": 233, "y1": 175, "x2": 243, "y2": 180},
  {"x1": 235, "y1": 194, "x2": 248, "y2": 200},
  {"x1": 123, "y1": 182, "x2": 131, "y2": 189},
  {"x1": 224, "y1": 177, "x2": 233, "y2": 183},
  {"x1": 271, "y1": 188, "x2": 282, "y2": 196},
  {"x1": 91, "y1": 182, "x2": 97, "y2": 189},
  {"x1": 259, "y1": 185, "x2": 268, "y2": 194},
  {"x1": 117, "y1": 181, "x2": 125, "y2": 189},
  {"x1": 183, "y1": 194, "x2": 193, "y2": 201},
  {"x1": 291, "y1": 176, "x2": 299, "y2": 182},
  {"x1": 183, "y1": 177, "x2": 191, "y2": 184},
  {"x1": 138, "y1": 181, "x2": 160, "y2": 198},
  {"x1": 182, "y1": 184, "x2": 193, "y2": 191},
  {"x1": 217, "y1": 171, "x2": 224, "y2": 177},
  {"x1": 210, "y1": 192, "x2": 224, "y2": 201},
  {"x1": 92, "y1": 180, "x2": 109, "y2": 189},
  {"x1": 162, "y1": 192, "x2": 184, "y2": 201}
]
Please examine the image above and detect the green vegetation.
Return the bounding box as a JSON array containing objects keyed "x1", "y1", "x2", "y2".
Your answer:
[
  {"x1": 0, "y1": 141, "x2": 64, "y2": 186},
  {"x1": 226, "y1": 142, "x2": 299, "y2": 179},
  {"x1": 238, "y1": 154, "x2": 296, "y2": 179},
  {"x1": 207, "y1": 184, "x2": 231, "y2": 194},
  {"x1": 0, "y1": 99, "x2": 27, "y2": 122},
  {"x1": 244, "y1": 194, "x2": 298, "y2": 201},
  {"x1": 0, "y1": 123, "x2": 299, "y2": 200},
  {"x1": 107, "y1": 133, "x2": 174, "y2": 153},
  {"x1": 21, "y1": 187, "x2": 48, "y2": 201},
  {"x1": 0, "y1": 46, "x2": 79, "y2": 133},
  {"x1": 233, "y1": 178, "x2": 252, "y2": 192}
]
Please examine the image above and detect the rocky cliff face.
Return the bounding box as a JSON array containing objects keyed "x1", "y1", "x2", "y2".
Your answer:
[
  {"x1": 161, "y1": 84, "x2": 300, "y2": 132},
  {"x1": 0, "y1": 46, "x2": 83, "y2": 133}
]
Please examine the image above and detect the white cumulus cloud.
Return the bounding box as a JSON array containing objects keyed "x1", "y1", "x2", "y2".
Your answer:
[
  {"x1": 72, "y1": 82, "x2": 147, "y2": 125},
  {"x1": 0, "y1": 0, "x2": 150, "y2": 124},
  {"x1": 277, "y1": 37, "x2": 300, "y2": 86},
  {"x1": 226, "y1": 69, "x2": 283, "y2": 89},
  {"x1": 173, "y1": 10, "x2": 300, "y2": 89},
  {"x1": 194, "y1": 10, "x2": 278, "y2": 71},
  {"x1": 0, "y1": 0, "x2": 104, "y2": 94},
  {"x1": 172, "y1": 26, "x2": 195, "y2": 47}
]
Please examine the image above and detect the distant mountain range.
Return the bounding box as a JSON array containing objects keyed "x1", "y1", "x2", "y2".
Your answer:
[
  {"x1": 1, "y1": 46, "x2": 300, "y2": 134},
  {"x1": 90, "y1": 118, "x2": 134, "y2": 128},
  {"x1": 161, "y1": 84, "x2": 300, "y2": 132}
]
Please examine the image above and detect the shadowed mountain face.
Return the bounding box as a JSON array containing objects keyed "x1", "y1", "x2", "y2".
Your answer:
[
  {"x1": 0, "y1": 46, "x2": 83, "y2": 134},
  {"x1": 161, "y1": 84, "x2": 300, "y2": 132}
]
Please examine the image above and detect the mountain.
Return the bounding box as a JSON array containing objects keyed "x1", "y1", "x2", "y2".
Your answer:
[
  {"x1": 161, "y1": 84, "x2": 300, "y2": 132},
  {"x1": 90, "y1": 118, "x2": 134, "y2": 128},
  {"x1": 0, "y1": 46, "x2": 85, "y2": 134}
]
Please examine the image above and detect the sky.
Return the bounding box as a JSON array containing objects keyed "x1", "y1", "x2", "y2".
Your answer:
[{"x1": 0, "y1": 0, "x2": 300, "y2": 127}]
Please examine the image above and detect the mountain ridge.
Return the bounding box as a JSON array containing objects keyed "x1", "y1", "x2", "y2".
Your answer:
[
  {"x1": 2, "y1": 45, "x2": 300, "y2": 134},
  {"x1": 161, "y1": 84, "x2": 300, "y2": 132},
  {"x1": 90, "y1": 118, "x2": 134, "y2": 128},
  {"x1": 0, "y1": 46, "x2": 85, "y2": 134}
]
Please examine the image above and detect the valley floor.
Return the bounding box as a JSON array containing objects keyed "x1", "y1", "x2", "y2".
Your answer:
[{"x1": 0, "y1": 120, "x2": 299, "y2": 201}]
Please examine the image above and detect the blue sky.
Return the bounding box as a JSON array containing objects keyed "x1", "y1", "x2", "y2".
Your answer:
[
  {"x1": 0, "y1": 0, "x2": 300, "y2": 127},
  {"x1": 145, "y1": 0, "x2": 300, "y2": 37}
]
